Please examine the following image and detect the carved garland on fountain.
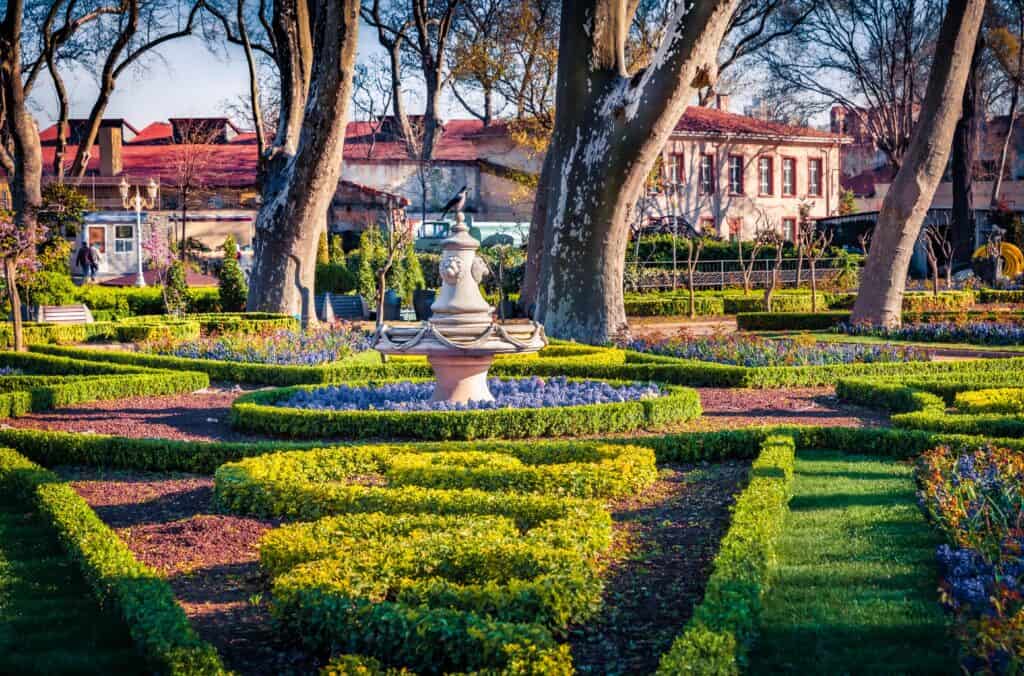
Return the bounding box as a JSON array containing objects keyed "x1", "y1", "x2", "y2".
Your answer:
[{"x1": 375, "y1": 321, "x2": 547, "y2": 353}]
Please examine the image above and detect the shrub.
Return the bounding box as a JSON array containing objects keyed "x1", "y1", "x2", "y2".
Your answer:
[
  {"x1": 214, "y1": 442, "x2": 619, "y2": 673},
  {"x1": 163, "y1": 261, "x2": 189, "y2": 316},
  {"x1": 656, "y1": 435, "x2": 795, "y2": 675},
  {"x1": 315, "y1": 263, "x2": 357, "y2": 295},
  {"x1": 954, "y1": 388, "x2": 1024, "y2": 414},
  {"x1": 736, "y1": 311, "x2": 850, "y2": 331},
  {"x1": 977, "y1": 289, "x2": 1024, "y2": 304},
  {"x1": 0, "y1": 448, "x2": 226, "y2": 674},
  {"x1": 218, "y1": 236, "x2": 248, "y2": 312},
  {"x1": 624, "y1": 294, "x2": 725, "y2": 317},
  {"x1": 229, "y1": 378, "x2": 702, "y2": 440}
]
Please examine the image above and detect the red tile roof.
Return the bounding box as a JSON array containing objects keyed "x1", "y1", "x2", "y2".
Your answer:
[
  {"x1": 674, "y1": 107, "x2": 845, "y2": 141},
  {"x1": 841, "y1": 166, "x2": 896, "y2": 197}
]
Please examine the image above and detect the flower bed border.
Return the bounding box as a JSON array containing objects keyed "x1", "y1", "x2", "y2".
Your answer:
[
  {"x1": 0, "y1": 447, "x2": 226, "y2": 675},
  {"x1": 229, "y1": 377, "x2": 701, "y2": 440},
  {"x1": 656, "y1": 435, "x2": 795, "y2": 674},
  {"x1": 0, "y1": 351, "x2": 208, "y2": 418}
]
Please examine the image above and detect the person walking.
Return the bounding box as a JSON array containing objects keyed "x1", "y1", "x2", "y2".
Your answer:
[
  {"x1": 75, "y1": 243, "x2": 98, "y2": 282},
  {"x1": 87, "y1": 243, "x2": 101, "y2": 282}
]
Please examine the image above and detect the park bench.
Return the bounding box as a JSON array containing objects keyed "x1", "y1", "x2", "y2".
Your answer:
[
  {"x1": 35, "y1": 304, "x2": 94, "y2": 324},
  {"x1": 316, "y1": 292, "x2": 366, "y2": 322}
]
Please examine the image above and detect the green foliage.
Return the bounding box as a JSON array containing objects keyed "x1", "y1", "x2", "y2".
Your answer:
[
  {"x1": 163, "y1": 261, "x2": 189, "y2": 316},
  {"x1": 40, "y1": 183, "x2": 91, "y2": 238},
  {"x1": 954, "y1": 387, "x2": 1024, "y2": 414},
  {"x1": 348, "y1": 228, "x2": 422, "y2": 305},
  {"x1": 229, "y1": 379, "x2": 702, "y2": 440},
  {"x1": 213, "y1": 440, "x2": 627, "y2": 673},
  {"x1": 0, "y1": 448, "x2": 227, "y2": 674},
  {"x1": 736, "y1": 311, "x2": 850, "y2": 331},
  {"x1": 329, "y1": 235, "x2": 346, "y2": 264},
  {"x1": 624, "y1": 294, "x2": 726, "y2": 317},
  {"x1": 656, "y1": 435, "x2": 795, "y2": 675},
  {"x1": 838, "y1": 188, "x2": 857, "y2": 216},
  {"x1": 0, "y1": 350, "x2": 208, "y2": 418},
  {"x1": 316, "y1": 263, "x2": 358, "y2": 295},
  {"x1": 218, "y1": 236, "x2": 248, "y2": 312},
  {"x1": 317, "y1": 230, "x2": 330, "y2": 265},
  {"x1": 977, "y1": 289, "x2": 1024, "y2": 303}
]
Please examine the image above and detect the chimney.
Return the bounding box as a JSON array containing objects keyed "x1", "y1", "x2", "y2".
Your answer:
[
  {"x1": 716, "y1": 94, "x2": 730, "y2": 112},
  {"x1": 99, "y1": 124, "x2": 122, "y2": 176}
]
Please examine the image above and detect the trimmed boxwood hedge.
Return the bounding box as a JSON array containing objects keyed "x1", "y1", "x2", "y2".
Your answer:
[
  {"x1": 736, "y1": 311, "x2": 850, "y2": 331},
  {"x1": 836, "y1": 372, "x2": 1024, "y2": 437},
  {"x1": 624, "y1": 294, "x2": 726, "y2": 317},
  {"x1": 656, "y1": 435, "x2": 795, "y2": 674},
  {"x1": 229, "y1": 378, "x2": 702, "y2": 440},
  {"x1": 0, "y1": 351, "x2": 209, "y2": 417},
  {"x1": 213, "y1": 442, "x2": 624, "y2": 673},
  {"x1": 0, "y1": 447, "x2": 226, "y2": 674}
]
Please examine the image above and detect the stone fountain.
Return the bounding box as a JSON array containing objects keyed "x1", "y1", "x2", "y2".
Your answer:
[{"x1": 372, "y1": 212, "x2": 547, "y2": 402}]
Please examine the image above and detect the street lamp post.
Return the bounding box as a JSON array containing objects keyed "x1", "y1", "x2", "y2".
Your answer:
[{"x1": 119, "y1": 177, "x2": 158, "y2": 288}]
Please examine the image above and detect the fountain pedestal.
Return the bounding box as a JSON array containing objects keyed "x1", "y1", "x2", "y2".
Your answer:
[{"x1": 371, "y1": 212, "x2": 547, "y2": 403}]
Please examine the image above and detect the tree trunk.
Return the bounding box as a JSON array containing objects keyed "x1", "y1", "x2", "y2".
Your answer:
[
  {"x1": 4, "y1": 258, "x2": 23, "y2": 352},
  {"x1": 521, "y1": 146, "x2": 556, "y2": 315},
  {"x1": 532, "y1": 0, "x2": 739, "y2": 343},
  {"x1": 992, "y1": 84, "x2": 1019, "y2": 208},
  {"x1": 247, "y1": 0, "x2": 359, "y2": 324},
  {"x1": 850, "y1": 0, "x2": 985, "y2": 328},
  {"x1": 950, "y1": 36, "x2": 984, "y2": 265},
  {"x1": 1, "y1": 0, "x2": 42, "y2": 353},
  {"x1": 810, "y1": 261, "x2": 818, "y2": 311}
]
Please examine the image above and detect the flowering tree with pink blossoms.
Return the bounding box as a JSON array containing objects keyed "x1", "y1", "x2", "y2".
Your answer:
[{"x1": 0, "y1": 211, "x2": 46, "y2": 351}]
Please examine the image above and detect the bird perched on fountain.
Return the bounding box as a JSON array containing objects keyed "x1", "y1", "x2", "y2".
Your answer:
[{"x1": 440, "y1": 186, "x2": 468, "y2": 219}]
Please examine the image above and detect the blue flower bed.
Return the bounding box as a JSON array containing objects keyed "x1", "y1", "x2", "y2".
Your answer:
[
  {"x1": 0, "y1": 367, "x2": 23, "y2": 376},
  {"x1": 839, "y1": 320, "x2": 1024, "y2": 346},
  {"x1": 625, "y1": 333, "x2": 930, "y2": 367},
  {"x1": 277, "y1": 376, "x2": 663, "y2": 412}
]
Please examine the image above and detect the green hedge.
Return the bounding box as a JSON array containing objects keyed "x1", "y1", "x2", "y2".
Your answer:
[
  {"x1": 0, "y1": 351, "x2": 209, "y2": 417},
  {"x1": 736, "y1": 311, "x2": 850, "y2": 331},
  {"x1": 977, "y1": 289, "x2": 1024, "y2": 304},
  {"x1": 315, "y1": 263, "x2": 358, "y2": 294},
  {"x1": 656, "y1": 435, "x2": 795, "y2": 675},
  {"x1": 229, "y1": 378, "x2": 702, "y2": 441},
  {"x1": 624, "y1": 295, "x2": 726, "y2": 317},
  {"x1": 30, "y1": 344, "x2": 424, "y2": 386},
  {"x1": 836, "y1": 372, "x2": 1024, "y2": 437},
  {"x1": 954, "y1": 388, "x2": 1024, "y2": 414},
  {"x1": 0, "y1": 447, "x2": 226, "y2": 674},
  {"x1": 214, "y1": 442, "x2": 617, "y2": 673}
]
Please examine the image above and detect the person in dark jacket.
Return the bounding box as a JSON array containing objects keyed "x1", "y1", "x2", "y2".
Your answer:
[{"x1": 75, "y1": 244, "x2": 98, "y2": 282}]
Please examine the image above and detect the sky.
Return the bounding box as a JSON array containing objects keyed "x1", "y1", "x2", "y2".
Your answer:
[{"x1": 28, "y1": 20, "x2": 464, "y2": 130}]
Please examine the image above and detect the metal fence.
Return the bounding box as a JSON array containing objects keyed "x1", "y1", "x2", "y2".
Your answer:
[{"x1": 625, "y1": 256, "x2": 853, "y2": 291}]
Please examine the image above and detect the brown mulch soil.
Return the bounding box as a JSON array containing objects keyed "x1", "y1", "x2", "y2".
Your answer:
[
  {"x1": 686, "y1": 386, "x2": 888, "y2": 430},
  {"x1": 7, "y1": 385, "x2": 884, "y2": 443},
  {"x1": 7, "y1": 386, "x2": 261, "y2": 442},
  {"x1": 570, "y1": 460, "x2": 750, "y2": 675},
  {"x1": 56, "y1": 467, "x2": 321, "y2": 676}
]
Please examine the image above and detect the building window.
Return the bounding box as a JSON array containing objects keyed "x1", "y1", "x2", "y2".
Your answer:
[
  {"x1": 758, "y1": 156, "x2": 773, "y2": 195},
  {"x1": 782, "y1": 158, "x2": 796, "y2": 196},
  {"x1": 808, "y1": 158, "x2": 823, "y2": 196},
  {"x1": 782, "y1": 218, "x2": 797, "y2": 242},
  {"x1": 114, "y1": 225, "x2": 134, "y2": 253},
  {"x1": 728, "y1": 155, "x2": 744, "y2": 195},
  {"x1": 699, "y1": 154, "x2": 715, "y2": 194},
  {"x1": 665, "y1": 153, "x2": 684, "y2": 184}
]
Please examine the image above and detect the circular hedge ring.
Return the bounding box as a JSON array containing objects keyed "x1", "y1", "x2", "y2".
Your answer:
[{"x1": 229, "y1": 377, "x2": 701, "y2": 440}]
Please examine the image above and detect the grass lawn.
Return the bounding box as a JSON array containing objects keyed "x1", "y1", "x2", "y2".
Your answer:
[
  {"x1": 0, "y1": 497, "x2": 141, "y2": 675},
  {"x1": 749, "y1": 451, "x2": 955, "y2": 675}
]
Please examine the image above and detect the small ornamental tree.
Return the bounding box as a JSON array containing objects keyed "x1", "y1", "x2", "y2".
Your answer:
[
  {"x1": 164, "y1": 261, "x2": 189, "y2": 317},
  {"x1": 40, "y1": 183, "x2": 91, "y2": 238},
  {"x1": 0, "y1": 212, "x2": 45, "y2": 351},
  {"x1": 758, "y1": 228, "x2": 785, "y2": 312},
  {"x1": 219, "y1": 235, "x2": 248, "y2": 312},
  {"x1": 142, "y1": 226, "x2": 175, "y2": 289},
  {"x1": 317, "y1": 230, "x2": 330, "y2": 265}
]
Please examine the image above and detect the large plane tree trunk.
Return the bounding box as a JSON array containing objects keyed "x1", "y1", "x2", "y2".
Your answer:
[
  {"x1": 246, "y1": 0, "x2": 359, "y2": 322},
  {"x1": 532, "y1": 0, "x2": 739, "y2": 343},
  {"x1": 851, "y1": 0, "x2": 986, "y2": 328},
  {"x1": 950, "y1": 36, "x2": 984, "y2": 265}
]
